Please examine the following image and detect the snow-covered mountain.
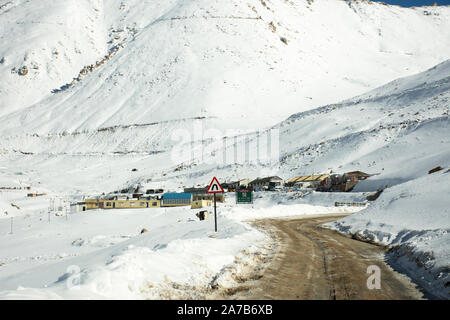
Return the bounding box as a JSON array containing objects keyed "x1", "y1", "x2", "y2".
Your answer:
[
  {"x1": 1, "y1": 0, "x2": 450, "y2": 133},
  {"x1": 1, "y1": 0, "x2": 450, "y2": 195}
]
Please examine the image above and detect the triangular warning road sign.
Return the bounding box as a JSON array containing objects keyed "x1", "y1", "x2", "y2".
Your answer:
[{"x1": 207, "y1": 176, "x2": 224, "y2": 194}]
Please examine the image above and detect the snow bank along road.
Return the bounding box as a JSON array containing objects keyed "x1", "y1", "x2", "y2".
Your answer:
[{"x1": 213, "y1": 215, "x2": 424, "y2": 300}]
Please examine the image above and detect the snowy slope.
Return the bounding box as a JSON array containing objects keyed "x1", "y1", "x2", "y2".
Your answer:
[
  {"x1": 325, "y1": 170, "x2": 450, "y2": 299},
  {"x1": 0, "y1": 204, "x2": 261, "y2": 299},
  {"x1": 0, "y1": 0, "x2": 107, "y2": 116},
  {"x1": 1, "y1": 0, "x2": 450, "y2": 135}
]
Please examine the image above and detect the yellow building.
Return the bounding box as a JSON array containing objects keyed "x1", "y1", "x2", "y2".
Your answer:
[
  {"x1": 100, "y1": 199, "x2": 160, "y2": 209},
  {"x1": 85, "y1": 198, "x2": 100, "y2": 210},
  {"x1": 191, "y1": 200, "x2": 212, "y2": 209},
  {"x1": 193, "y1": 194, "x2": 225, "y2": 203},
  {"x1": 82, "y1": 198, "x2": 161, "y2": 210}
]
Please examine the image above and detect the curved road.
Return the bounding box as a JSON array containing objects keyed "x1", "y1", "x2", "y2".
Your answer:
[{"x1": 214, "y1": 215, "x2": 424, "y2": 300}]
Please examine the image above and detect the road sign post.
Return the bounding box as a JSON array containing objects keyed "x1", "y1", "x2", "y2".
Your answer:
[
  {"x1": 214, "y1": 193, "x2": 217, "y2": 232},
  {"x1": 206, "y1": 176, "x2": 224, "y2": 233}
]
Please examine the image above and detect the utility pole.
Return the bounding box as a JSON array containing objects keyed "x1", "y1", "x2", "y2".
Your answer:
[{"x1": 48, "y1": 197, "x2": 53, "y2": 223}]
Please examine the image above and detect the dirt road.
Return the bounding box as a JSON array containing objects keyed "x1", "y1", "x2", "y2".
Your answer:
[{"x1": 213, "y1": 214, "x2": 424, "y2": 300}]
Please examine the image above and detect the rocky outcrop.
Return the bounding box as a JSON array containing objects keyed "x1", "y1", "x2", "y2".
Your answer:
[{"x1": 52, "y1": 43, "x2": 124, "y2": 93}]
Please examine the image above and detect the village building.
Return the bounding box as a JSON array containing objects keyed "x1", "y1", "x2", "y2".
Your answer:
[
  {"x1": 223, "y1": 179, "x2": 251, "y2": 191},
  {"x1": 139, "y1": 194, "x2": 162, "y2": 200},
  {"x1": 85, "y1": 198, "x2": 101, "y2": 210},
  {"x1": 162, "y1": 193, "x2": 193, "y2": 207},
  {"x1": 146, "y1": 188, "x2": 164, "y2": 194},
  {"x1": 193, "y1": 193, "x2": 225, "y2": 203},
  {"x1": 249, "y1": 176, "x2": 283, "y2": 191},
  {"x1": 345, "y1": 171, "x2": 372, "y2": 181},
  {"x1": 79, "y1": 197, "x2": 161, "y2": 210},
  {"x1": 191, "y1": 199, "x2": 212, "y2": 209},
  {"x1": 184, "y1": 187, "x2": 208, "y2": 195},
  {"x1": 100, "y1": 194, "x2": 129, "y2": 201},
  {"x1": 100, "y1": 199, "x2": 160, "y2": 209},
  {"x1": 319, "y1": 174, "x2": 358, "y2": 192},
  {"x1": 184, "y1": 187, "x2": 225, "y2": 202},
  {"x1": 286, "y1": 174, "x2": 330, "y2": 189},
  {"x1": 70, "y1": 202, "x2": 87, "y2": 213}
]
